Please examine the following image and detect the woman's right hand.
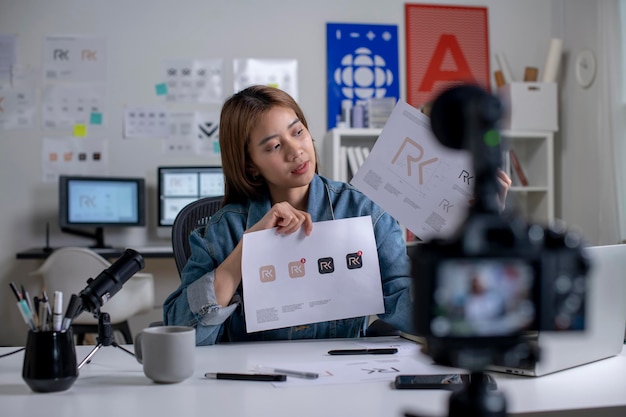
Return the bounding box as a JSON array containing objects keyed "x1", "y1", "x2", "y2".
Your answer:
[{"x1": 247, "y1": 201, "x2": 313, "y2": 236}]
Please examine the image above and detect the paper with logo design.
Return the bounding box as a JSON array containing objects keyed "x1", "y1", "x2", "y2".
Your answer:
[
  {"x1": 241, "y1": 216, "x2": 384, "y2": 333},
  {"x1": 350, "y1": 99, "x2": 473, "y2": 240}
]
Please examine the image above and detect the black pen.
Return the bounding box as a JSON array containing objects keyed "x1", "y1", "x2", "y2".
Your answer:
[
  {"x1": 204, "y1": 372, "x2": 287, "y2": 382},
  {"x1": 327, "y1": 348, "x2": 398, "y2": 355}
]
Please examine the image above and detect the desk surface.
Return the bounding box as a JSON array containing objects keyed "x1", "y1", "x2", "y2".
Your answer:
[
  {"x1": 1, "y1": 337, "x2": 625, "y2": 417},
  {"x1": 16, "y1": 246, "x2": 174, "y2": 259}
]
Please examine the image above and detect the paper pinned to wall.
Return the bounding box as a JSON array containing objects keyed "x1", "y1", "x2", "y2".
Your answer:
[
  {"x1": 41, "y1": 137, "x2": 108, "y2": 183},
  {"x1": 41, "y1": 83, "x2": 105, "y2": 129},
  {"x1": 43, "y1": 35, "x2": 107, "y2": 82},
  {"x1": 0, "y1": 87, "x2": 36, "y2": 130},
  {"x1": 162, "y1": 58, "x2": 224, "y2": 103},
  {"x1": 163, "y1": 111, "x2": 221, "y2": 157},
  {"x1": 233, "y1": 58, "x2": 298, "y2": 100},
  {"x1": 123, "y1": 105, "x2": 169, "y2": 139}
]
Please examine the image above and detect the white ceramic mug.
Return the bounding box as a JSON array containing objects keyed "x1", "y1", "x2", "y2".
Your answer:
[{"x1": 134, "y1": 325, "x2": 195, "y2": 383}]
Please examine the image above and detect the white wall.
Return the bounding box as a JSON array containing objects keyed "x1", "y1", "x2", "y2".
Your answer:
[{"x1": 0, "y1": 0, "x2": 583, "y2": 346}]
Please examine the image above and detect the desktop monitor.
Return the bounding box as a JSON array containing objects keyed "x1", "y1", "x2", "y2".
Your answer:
[
  {"x1": 58, "y1": 175, "x2": 146, "y2": 248},
  {"x1": 157, "y1": 166, "x2": 225, "y2": 231}
]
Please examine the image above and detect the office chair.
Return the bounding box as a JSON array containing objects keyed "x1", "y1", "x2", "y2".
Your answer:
[
  {"x1": 30, "y1": 247, "x2": 155, "y2": 344},
  {"x1": 171, "y1": 195, "x2": 223, "y2": 275},
  {"x1": 147, "y1": 196, "x2": 223, "y2": 330}
]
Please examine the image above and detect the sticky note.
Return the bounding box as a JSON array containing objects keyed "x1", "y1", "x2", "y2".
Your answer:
[
  {"x1": 155, "y1": 83, "x2": 168, "y2": 96},
  {"x1": 73, "y1": 124, "x2": 87, "y2": 137},
  {"x1": 90, "y1": 112, "x2": 103, "y2": 125}
]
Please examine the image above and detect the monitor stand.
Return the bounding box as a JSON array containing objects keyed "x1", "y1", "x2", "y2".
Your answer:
[{"x1": 61, "y1": 227, "x2": 110, "y2": 249}]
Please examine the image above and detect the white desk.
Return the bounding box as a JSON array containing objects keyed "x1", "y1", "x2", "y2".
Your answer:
[{"x1": 1, "y1": 337, "x2": 625, "y2": 417}]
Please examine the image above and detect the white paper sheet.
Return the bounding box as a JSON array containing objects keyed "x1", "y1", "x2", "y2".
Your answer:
[
  {"x1": 43, "y1": 35, "x2": 107, "y2": 82},
  {"x1": 252, "y1": 339, "x2": 466, "y2": 387},
  {"x1": 241, "y1": 216, "x2": 384, "y2": 333},
  {"x1": 350, "y1": 100, "x2": 473, "y2": 240}
]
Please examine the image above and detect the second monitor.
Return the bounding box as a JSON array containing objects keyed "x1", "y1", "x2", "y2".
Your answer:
[{"x1": 157, "y1": 166, "x2": 225, "y2": 230}]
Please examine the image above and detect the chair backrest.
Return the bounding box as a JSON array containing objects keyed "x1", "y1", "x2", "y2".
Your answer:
[
  {"x1": 171, "y1": 195, "x2": 223, "y2": 274},
  {"x1": 30, "y1": 247, "x2": 155, "y2": 325}
]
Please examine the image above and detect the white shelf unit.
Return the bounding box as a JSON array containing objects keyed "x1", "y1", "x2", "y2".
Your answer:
[
  {"x1": 321, "y1": 128, "x2": 381, "y2": 182},
  {"x1": 501, "y1": 130, "x2": 555, "y2": 225}
]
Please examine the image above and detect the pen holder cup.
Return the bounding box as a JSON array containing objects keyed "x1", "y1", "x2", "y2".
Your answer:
[{"x1": 22, "y1": 329, "x2": 78, "y2": 393}]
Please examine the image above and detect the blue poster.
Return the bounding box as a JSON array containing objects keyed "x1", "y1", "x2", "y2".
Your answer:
[{"x1": 326, "y1": 23, "x2": 399, "y2": 130}]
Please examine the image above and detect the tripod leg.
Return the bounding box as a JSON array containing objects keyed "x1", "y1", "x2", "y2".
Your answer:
[
  {"x1": 111, "y1": 341, "x2": 136, "y2": 357},
  {"x1": 78, "y1": 343, "x2": 103, "y2": 369},
  {"x1": 77, "y1": 312, "x2": 136, "y2": 368}
]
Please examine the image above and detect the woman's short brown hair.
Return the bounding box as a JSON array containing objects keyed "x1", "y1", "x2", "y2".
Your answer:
[{"x1": 219, "y1": 85, "x2": 317, "y2": 205}]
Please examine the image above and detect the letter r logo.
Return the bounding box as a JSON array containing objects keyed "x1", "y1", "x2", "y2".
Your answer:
[
  {"x1": 318, "y1": 257, "x2": 334, "y2": 274},
  {"x1": 288, "y1": 261, "x2": 305, "y2": 278},
  {"x1": 346, "y1": 252, "x2": 363, "y2": 270},
  {"x1": 259, "y1": 265, "x2": 276, "y2": 282}
]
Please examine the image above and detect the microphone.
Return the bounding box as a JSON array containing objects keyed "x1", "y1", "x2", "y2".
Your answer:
[{"x1": 76, "y1": 248, "x2": 145, "y2": 317}]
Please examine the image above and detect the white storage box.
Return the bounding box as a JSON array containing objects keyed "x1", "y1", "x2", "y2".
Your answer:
[{"x1": 499, "y1": 82, "x2": 558, "y2": 131}]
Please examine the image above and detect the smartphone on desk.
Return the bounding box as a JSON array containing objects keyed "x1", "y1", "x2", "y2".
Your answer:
[{"x1": 393, "y1": 373, "x2": 496, "y2": 391}]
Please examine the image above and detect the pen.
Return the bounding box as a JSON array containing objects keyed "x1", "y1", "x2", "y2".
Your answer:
[
  {"x1": 39, "y1": 291, "x2": 51, "y2": 331},
  {"x1": 52, "y1": 291, "x2": 63, "y2": 331},
  {"x1": 204, "y1": 372, "x2": 287, "y2": 382},
  {"x1": 255, "y1": 366, "x2": 319, "y2": 379},
  {"x1": 327, "y1": 348, "x2": 398, "y2": 355},
  {"x1": 9, "y1": 282, "x2": 22, "y2": 302}
]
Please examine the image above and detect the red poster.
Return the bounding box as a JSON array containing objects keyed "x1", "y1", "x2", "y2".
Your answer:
[{"x1": 405, "y1": 4, "x2": 490, "y2": 108}]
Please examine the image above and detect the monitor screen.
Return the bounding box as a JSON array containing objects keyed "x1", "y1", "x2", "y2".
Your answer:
[
  {"x1": 157, "y1": 166, "x2": 225, "y2": 227},
  {"x1": 58, "y1": 175, "x2": 146, "y2": 248}
]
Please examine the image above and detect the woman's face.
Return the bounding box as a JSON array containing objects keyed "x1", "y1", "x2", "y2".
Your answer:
[{"x1": 247, "y1": 106, "x2": 316, "y2": 201}]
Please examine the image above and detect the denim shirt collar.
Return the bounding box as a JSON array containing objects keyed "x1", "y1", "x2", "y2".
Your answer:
[{"x1": 245, "y1": 174, "x2": 334, "y2": 229}]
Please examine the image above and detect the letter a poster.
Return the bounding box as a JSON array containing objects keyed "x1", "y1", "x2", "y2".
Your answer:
[{"x1": 405, "y1": 4, "x2": 490, "y2": 108}]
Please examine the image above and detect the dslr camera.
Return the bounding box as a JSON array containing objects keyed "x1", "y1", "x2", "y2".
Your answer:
[{"x1": 410, "y1": 84, "x2": 590, "y2": 371}]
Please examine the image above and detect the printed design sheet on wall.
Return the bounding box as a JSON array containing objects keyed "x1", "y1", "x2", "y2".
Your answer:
[
  {"x1": 162, "y1": 58, "x2": 223, "y2": 103},
  {"x1": 41, "y1": 137, "x2": 108, "y2": 183},
  {"x1": 233, "y1": 58, "x2": 298, "y2": 100}
]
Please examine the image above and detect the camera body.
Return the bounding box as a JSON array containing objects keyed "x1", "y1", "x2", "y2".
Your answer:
[{"x1": 410, "y1": 84, "x2": 590, "y2": 370}]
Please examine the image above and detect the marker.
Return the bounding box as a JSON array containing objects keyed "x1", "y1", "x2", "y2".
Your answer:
[
  {"x1": 16, "y1": 299, "x2": 36, "y2": 331},
  {"x1": 255, "y1": 366, "x2": 319, "y2": 379},
  {"x1": 327, "y1": 348, "x2": 398, "y2": 355},
  {"x1": 52, "y1": 291, "x2": 63, "y2": 331},
  {"x1": 204, "y1": 372, "x2": 287, "y2": 382}
]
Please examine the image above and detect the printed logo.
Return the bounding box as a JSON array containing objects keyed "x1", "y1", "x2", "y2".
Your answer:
[
  {"x1": 53, "y1": 49, "x2": 70, "y2": 60},
  {"x1": 81, "y1": 49, "x2": 98, "y2": 61},
  {"x1": 318, "y1": 257, "x2": 334, "y2": 274},
  {"x1": 346, "y1": 251, "x2": 363, "y2": 270},
  {"x1": 439, "y1": 199, "x2": 453, "y2": 213},
  {"x1": 288, "y1": 260, "x2": 305, "y2": 278},
  {"x1": 259, "y1": 265, "x2": 276, "y2": 282},
  {"x1": 391, "y1": 137, "x2": 438, "y2": 184},
  {"x1": 458, "y1": 169, "x2": 474, "y2": 185}
]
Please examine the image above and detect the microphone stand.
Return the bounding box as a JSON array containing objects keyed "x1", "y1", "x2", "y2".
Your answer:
[{"x1": 77, "y1": 310, "x2": 135, "y2": 369}]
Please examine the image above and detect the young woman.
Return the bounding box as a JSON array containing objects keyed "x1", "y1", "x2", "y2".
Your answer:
[{"x1": 163, "y1": 85, "x2": 510, "y2": 345}]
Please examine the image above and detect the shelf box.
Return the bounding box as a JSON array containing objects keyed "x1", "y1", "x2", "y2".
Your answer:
[{"x1": 499, "y1": 82, "x2": 558, "y2": 131}]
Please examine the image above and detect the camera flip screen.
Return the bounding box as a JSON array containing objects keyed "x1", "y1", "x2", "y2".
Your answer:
[{"x1": 431, "y1": 258, "x2": 535, "y2": 338}]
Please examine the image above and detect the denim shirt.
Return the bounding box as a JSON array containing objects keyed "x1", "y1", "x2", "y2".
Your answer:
[{"x1": 163, "y1": 174, "x2": 414, "y2": 345}]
